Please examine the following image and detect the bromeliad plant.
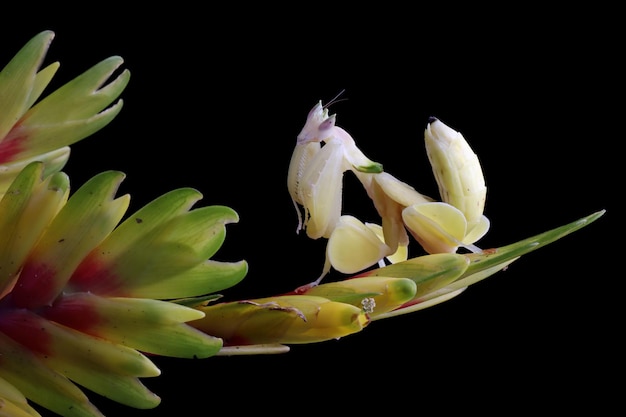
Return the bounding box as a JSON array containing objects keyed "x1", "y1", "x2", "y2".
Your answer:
[
  {"x1": 0, "y1": 31, "x2": 604, "y2": 417},
  {"x1": 0, "y1": 31, "x2": 249, "y2": 417},
  {"x1": 0, "y1": 31, "x2": 128, "y2": 197}
]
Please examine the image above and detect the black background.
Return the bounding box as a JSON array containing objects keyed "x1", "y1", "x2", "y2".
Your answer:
[{"x1": 2, "y1": 6, "x2": 620, "y2": 416}]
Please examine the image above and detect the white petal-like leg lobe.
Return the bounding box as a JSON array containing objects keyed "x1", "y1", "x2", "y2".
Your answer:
[
  {"x1": 327, "y1": 215, "x2": 392, "y2": 274},
  {"x1": 402, "y1": 202, "x2": 467, "y2": 254},
  {"x1": 287, "y1": 141, "x2": 321, "y2": 233},
  {"x1": 300, "y1": 140, "x2": 350, "y2": 239}
]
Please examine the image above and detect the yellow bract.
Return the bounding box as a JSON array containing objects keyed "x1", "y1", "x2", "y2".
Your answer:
[{"x1": 192, "y1": 295, "x2": 369, "y2": 346}]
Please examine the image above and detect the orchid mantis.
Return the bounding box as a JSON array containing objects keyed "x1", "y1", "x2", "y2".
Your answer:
[{"x1": 288, "y1": 99, "x2": 491, "y2": 289}]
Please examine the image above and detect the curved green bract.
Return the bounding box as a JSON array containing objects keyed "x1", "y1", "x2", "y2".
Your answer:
[
  {"x1": 69, "y1": 186, "x2": 247, "y2": 299},
  {"x1": 359, "y1": 252, "x2": 470, "y2": 299},
  {"x1": 375, "y1": 210, "x2": 606, "y2": 320},
  {"x1": 128, "y1": 259, "x2": 249, "y2": 300},
  {"x1": 0, "y1": 332, "x2": 104, "y2": 417},
  {"x1": 0, "y1": 31, "x2": 54, "y2": 140},
  {"x1": 452, "y1": 210, "x2": 606, "y2": 290}
]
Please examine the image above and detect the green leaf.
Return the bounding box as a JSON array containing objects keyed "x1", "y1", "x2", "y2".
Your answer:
[
  {"x1": 0, "y1": 146, "x2": 70, "y2": 195},
  {"x1": 46, "y1": 293, "x2": 224, "y2": 359},
  {"x1": 0, "y1": 30, "x2": 55, "y2": 139},
  {"x1": 10, "y1": 170, "x2": 129, "y2": 308},
  {"x1": 375, "y1": 210, "x2": 606, "y2": 320},
  {"x1": 126, "y1": 259, "x2": 248, "y2": 300},
  {"x1": 0, "y1": 162, "x2": 69, "y2": 296},
  {"x1": 0, "y1": 332, "x2": 104, "y2": 417},
  {"x1": 25, "y1": 56, "x2": 128, "y2": 123},
  {"x1": 15, "y1": 56, "x2": 130, "y2": 160},
  {"x1": 449, "y1": 210, "x2": 606, "y2": 291}
]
